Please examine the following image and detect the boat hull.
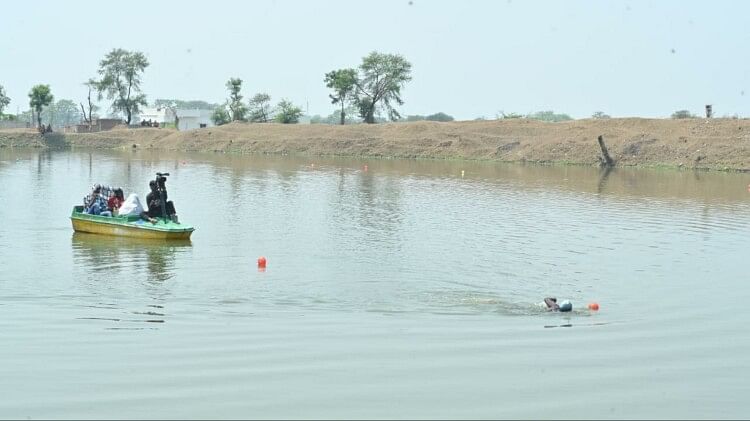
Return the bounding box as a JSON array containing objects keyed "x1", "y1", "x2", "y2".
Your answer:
[{"x1": 70, "y1": 206, "x2": 194, "y2": 240}]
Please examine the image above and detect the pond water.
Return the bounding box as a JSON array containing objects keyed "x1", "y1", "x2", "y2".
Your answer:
[{"x1": 1, "y1": 148, "x2": 749, "y2": 419}]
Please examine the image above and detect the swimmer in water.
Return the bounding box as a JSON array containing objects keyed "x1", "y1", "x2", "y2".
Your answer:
[{"x1": 543, "y1": 297, "x2": 572, "y2": 312}]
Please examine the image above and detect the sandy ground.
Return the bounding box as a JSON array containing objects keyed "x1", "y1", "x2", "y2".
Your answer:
[{"x1": 2, "y1": 118, "x2": 749, "y2": 170}]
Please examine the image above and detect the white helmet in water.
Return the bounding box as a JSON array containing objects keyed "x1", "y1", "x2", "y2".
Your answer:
[{"x1": 559, "y1": 300, "x2": 572, "y2": 312}]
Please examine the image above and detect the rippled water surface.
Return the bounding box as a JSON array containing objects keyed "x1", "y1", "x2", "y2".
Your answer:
[{"x1": 1, "y1": 148, "x2": 749, "y2": 419}]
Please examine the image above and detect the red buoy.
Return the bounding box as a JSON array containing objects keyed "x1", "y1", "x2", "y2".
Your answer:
[
  {"x1": 588, "y1": 302, "x2": 600, "y2": 311},
  {"x1": 257, "y1": 256, "x2": 267, "y2": 268}
]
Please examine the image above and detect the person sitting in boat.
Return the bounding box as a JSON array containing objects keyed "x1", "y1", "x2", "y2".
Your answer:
[
  {"x1": 82, "y1": 184, "x2": 99, "y2": 210},
  {"x1": 107, "y1": 188, "x2": 125, "y2": 215},
  {"x1": 118, "y1": 193, "x2": 145, "y2": 217},
  {"x1": 84, "y1": 184, "x2": 112, "y2": 217},
  {"x1": 140, "y1": 180, "x2": 179, "y2": 224},
  {"x1": 542, "y1": 297, "x2": 572, "y2": 312}
]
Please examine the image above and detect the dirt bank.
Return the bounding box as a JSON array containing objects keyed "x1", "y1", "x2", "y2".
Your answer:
[{"x1": 2, "y1": 118, "x2": 749, "y2": 170}]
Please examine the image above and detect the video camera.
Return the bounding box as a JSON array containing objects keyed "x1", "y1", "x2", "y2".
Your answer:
[{"x1": 155, "y1": 172, "x2": 170, "y2": 191}]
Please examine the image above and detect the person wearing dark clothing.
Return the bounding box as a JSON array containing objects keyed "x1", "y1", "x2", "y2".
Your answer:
[{"x1": 140, "y1": 180, "x2": 178, "y2": 223}]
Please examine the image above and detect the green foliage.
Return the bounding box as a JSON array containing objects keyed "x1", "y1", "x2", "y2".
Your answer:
[
  {"x1": 0, "y1": 84, "x2": 10, "y2": 115},
  {"x1": 96, "y1": 48, "x2": 149, "y2": 124},
  {"x1": 526, "y1": 110, "x2": 573, "y2": 122},
  {"x1": 225, "y1": 78, "x2": 247, "y2": 121},
  {"x1": 404, "y1": 112, "x2": 455, "y2": 122},
  {"x1": 28, "y1": 84, "x2": 54, "y2": 128},
  {"x1": 325, "y1": 68, "x2": 358, "y2": 125},
  {"x1": 671, "y1": 109, "x2": 696, "y2": 119},
  {"x1": 44, "y1": 99, "x2": 80, "y2": 127},
  {"x1": 310, "y1": 106, "x2": 361, "y2": 125},
  {"x1": 497, "y1": 111, "x2": 523, "y2": 119},
  {"x1": 248, "y1": 93, "x2": 273, "y2": 122},
  {"x1": 352, "y1": 51, "x2": 412, "y2": 123},
  {"x1": 426, "y1": 112, "x2": 454, "y2": 122},
  {"x1": 211, "y1": 107, "x2": 231, "y2": 126},
  {"x1": 591, "y1": 111, "x2": 611, "y2": 119},
  {"x1": 274, "y1": 99, "x2": 303, "y2": 124},
  {"x1": 153, "y1": 99, "x2": 219, "y2": 110}
]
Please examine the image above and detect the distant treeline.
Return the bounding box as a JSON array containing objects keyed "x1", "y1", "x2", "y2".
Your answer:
[{"x1": 0, "y1": 47, "x2": 738, "y2": 130}]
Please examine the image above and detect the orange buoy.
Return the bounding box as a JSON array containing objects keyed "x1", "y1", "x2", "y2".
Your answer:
[
  {"x1": 257, "y1": 256, "x2": 267, "y2": 268},
  {"x1": 588, "y1": 302, "x2": 600, "y2": 311}
]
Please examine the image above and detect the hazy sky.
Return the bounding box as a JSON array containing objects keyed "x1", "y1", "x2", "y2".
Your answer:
[{"x1": 1, "y1": 0, "x2": 748, "y2": 120}]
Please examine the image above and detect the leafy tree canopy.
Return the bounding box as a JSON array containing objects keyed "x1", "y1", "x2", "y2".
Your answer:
[
  {"x1": 0, "y1": 84, "x2": 10, "y2": 115},
  {"x1": 526, "y1": 110, "x2": 573, "y2": 122},
  {"x1": 225, "y1": 78, "x2": 247, "y2": 121},
  {"x1": 355, "y1": 52, "x2": 412, "y2": 123},
  {"x1": 211, "y1": 107, "x2": 231, "y2": 126},
  {"x1": 325, "y1": 52, "x2": 412, "y2": 124},
  {"x1": 405, "y1": 112, "x2": 455, "y2": 122},
  {"x1": 96, "y1": 48, "x2": 149, "y2": 124},
  {"x1": 248, "y1": 93, "x2": 273, "y2": 123},
  {"x1": 44, "y1": 99, "x2": 80, "y2": 127},
  {"x1": 325, "y1": 68, "x2": 358, "y2": 125},
  {"x1": 591, "y1": 111, "x2": 611, "y2": 119},
  {"x1": 28, "y1": 84, "x2": 54, "y2": 128},
  {"x1": 153, "y1": 99, "x2": 219, "y2": 110},
  {"x1": 671, "y1": 109, "x2": 696, "y2": 119},
  {"x1": 274, "y1": 99, "x2": 303, "y2": 124}
]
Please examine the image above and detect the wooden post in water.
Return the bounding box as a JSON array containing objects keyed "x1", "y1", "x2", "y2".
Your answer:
[{"x1": 597, "y1": 135, "x2": 614, "y2": 167}]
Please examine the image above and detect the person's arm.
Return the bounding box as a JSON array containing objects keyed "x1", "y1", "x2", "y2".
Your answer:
[
  {"x1": 140, "y1": 193, "x2": 158, "y2": 223},
  {"x1": 544, "y1": 298, "x2": 559, "y2": 311}
]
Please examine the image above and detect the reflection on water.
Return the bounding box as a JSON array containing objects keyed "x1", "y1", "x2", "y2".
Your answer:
[
  {"x1": 70, "y1": 232, "x2": 192, "y2": 328},
  {"x1": 71, "y1": 232, "x2": 192, "y2": 283},
  {"x1": 1, "y1": 148, "x2": 749, "y2": 419}
]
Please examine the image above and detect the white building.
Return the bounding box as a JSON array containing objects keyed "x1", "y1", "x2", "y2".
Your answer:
[{"x1": 138, "y1": 107, "x2": 214, "y2": 130}]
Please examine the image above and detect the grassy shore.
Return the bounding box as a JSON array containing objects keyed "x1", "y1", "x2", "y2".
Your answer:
[{"x1": 2, "y1": 118, "x2": 749, "y2": 171}]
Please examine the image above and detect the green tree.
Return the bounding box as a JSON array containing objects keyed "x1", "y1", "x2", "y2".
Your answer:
[
  {"x1": 28, "y1": 84, "x2": 54, "y2": 129},
  {"x1": 154, "y1": 99, "x2": 219, "y2": 110},
  {"x1": 274, "y1": 99, "x2": 303, "y2": 124},
  {"x1": 497, "y1": 111, "x2": 523, "y2": 119},
  {"x1": 311, "y1": 106, "x2": 361, "y2": 125},
  {"x1": 671, "y1": 109, "x2": 696, "y2": 119},
  {"x1": 324, "y1": 68, "x2": 358, "y2": 125},
  {"x1": 248, "y1": 93, "x2": 273, "y2": 122},
  {"x1": 225, "y1": 78, "x2": 247, "y2": 121},
  {"x1": 526, "y1": 110, "x2": 573, "y2": 122},
  {"x1": 591, "y1": 111, "x2": 611, "y2": 119},
  {"x1": 211, "y1": 107, "x2": 230, "y2": 125},
  {"x1": 0, "y1": 84, "x2": 10, "y2": 115},
  {"x1": 95, "y1": 48, "x2": 149, "y2": 124},
  {"x1": 426, "y1": 112, "x2": 454, "y2": 122},
  {"x1": 353, "y1": 52, "x2": 412, "y2": 123},
  {"x1": 45, "y1": 99, "x2": 80, "y2": 127}
]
